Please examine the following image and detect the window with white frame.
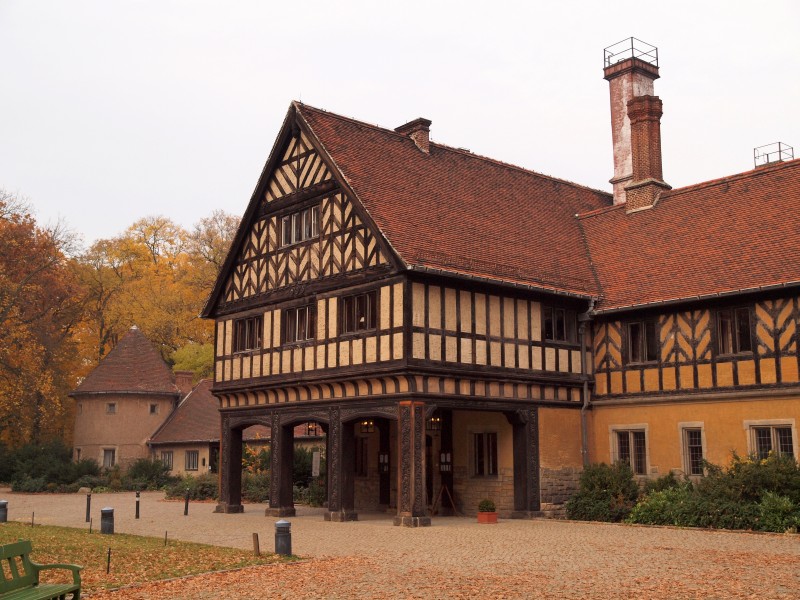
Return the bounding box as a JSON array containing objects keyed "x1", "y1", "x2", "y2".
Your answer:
[
  {"x1": 615, "y1": 429, "x2": 647, "y2": 475},
  {"x1": 185, "y1": 450, "x2": 199, "y2": 471},
  {"x1": 103, "y1": 449, "x2": 116, "y2": 468},
  {"x1": 682, "y1": 428, "x2": 705, "y2": 476},
  {"x1": 472, "y1": 432, "x2": 498, "y2": 476},
  {"x1": 281, "y1": 205, "x2": 320, "y2": 247},
  {"x1": 161, "y1": 451, "x2": 174, "y2": 471},
  {"x1": 752, "y1": 425, "x2": 794, "y2": 459}
]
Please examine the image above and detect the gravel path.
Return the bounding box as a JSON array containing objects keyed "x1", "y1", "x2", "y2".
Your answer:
[{"x1": 2, "y1": 490, "x2": 798, "y2": 598}]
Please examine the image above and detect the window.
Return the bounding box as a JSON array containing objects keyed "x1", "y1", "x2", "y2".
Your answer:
[
  {"x1": 306, "y1": 422, "x2": 320, "y2": 437},
  {"x1": 616, "y1": 430, "x2": 647, "y2": 475},
  {"x1": 627, "y1": 319, "x2": 658, "y2": 363},
  {"x1": 355, "y1": 437, "x2": 368, "y2": 477},
  {"x1": 75, "y1": 448, "x2": 81, "y2": 461},
  {"x1": 683, "y1": 428, "x2": 705, "y2": 476},
  {"x1": 161, "y1": 451, "x2": 174, "y2": 471},
  {"x1": 106, "y1": 402, "x2": 117, "y2": 414},
  {"x1": 752, "y1": 426, "x2": 794, "y2": 459},
  {"x1": 103, "y1": 449, "x2": 116, "y2": 468},
  {"x1": 185, "y1": 450, "x2": 199, "y2": 471},
  {"x1": 149, "y1": 403, "x2": 158, "y2": 415},
  {"x1": 282, "y1": 304, "x2": 316, "y2": 344},
  {"x1": 281, "y1": 205, "x2": 320, "y2": 247},
  {"x1": 472, "y1": 432, "x2": 498, "y2": 476},
  {"x1": 233, "y1": 316, "x2": 262, "y2": 353},
  {"x1": 717, "y1": 307, "x2": 752, "y2": 354},
  {"x1": 340, "y1": 291, "x2": 377, "y2": 334},
  {"x1": 543, "y1": 307, "x2": 577, "y2": 343}
]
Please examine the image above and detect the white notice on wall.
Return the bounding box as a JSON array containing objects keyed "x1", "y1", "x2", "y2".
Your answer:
[{"x1": 312, "y1": 451, "x2": 320, "y2": 477}]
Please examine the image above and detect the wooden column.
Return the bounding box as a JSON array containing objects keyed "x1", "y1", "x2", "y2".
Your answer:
[
  {"x1": 438, "y1": 409, "x2": 454, "y2": 516},
  {"x1": 377, "y1": 419, "x2": 391, "y2": 507},
  {"x1": 266, "y1": 413, "x2": 295, "y2": 517},
  {"x1": 510, "y1": 406, "x2": 541, "y2": 518},
  {"x1": 325, "y1": 406, "x2": 357, "y2": 521},
  {"x1": 214, "y1": 416, "x2": 243, "y2": 513},
  {"x1": 394, "y1": 400, "x2": 431, "y2": 527}
]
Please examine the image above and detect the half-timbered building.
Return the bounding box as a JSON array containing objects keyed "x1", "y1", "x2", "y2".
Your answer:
[{"x1": 203, "y1": 39, "x2": 800, "y2": 525}]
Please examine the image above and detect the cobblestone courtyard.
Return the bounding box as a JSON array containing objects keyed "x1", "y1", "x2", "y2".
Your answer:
[{"x1": 2, "y1": 491, "x2": 798, "y2": 599}]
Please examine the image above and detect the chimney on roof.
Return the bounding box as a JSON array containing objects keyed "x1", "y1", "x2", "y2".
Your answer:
[
  {"x1": 623, "y1": 95, "x2": 671, "y2": 211},
  {"x1": 174, "y1": 370, "x2": 194, "y2": 397},
  {"x1": 395, "y1": 118, "x2": 432, "y2": 154},
  {"x1": 603, "y1": 38, "x2": 663, "y2": 205}
]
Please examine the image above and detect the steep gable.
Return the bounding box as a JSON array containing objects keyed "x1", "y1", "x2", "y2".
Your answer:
[
  {"x1": 204, "y1": 107, "x2": 394, "y2": 315},
  {"x1": 71, "y1": 326, "x2": 178, "y2": 396},
  {"x1": 298, "y1": 104, "x2": 610, "y2": 297}
]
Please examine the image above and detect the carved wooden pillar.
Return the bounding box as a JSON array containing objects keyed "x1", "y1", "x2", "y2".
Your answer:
[
  {"x1": 324, "y1": 406, "x2": 357, "y2": 521},
  {"x1": 394, "y1": 400, "x2": 431, "y2": 527},
  {"x1": 510, "y1": 406, "x2": 541, "y2": 518},
  {"x1": 214, "y1": 415, "x2": 243, "y2": 513},
  {"x1": 266, "y1": 412, "x2": 295, "y2": 517},
  {"x1": 377, "y1": 419, "x2": 391, "y2": 507},
  {"x1": 438, "y1": 408, "x2": 454, "y2": 516}
]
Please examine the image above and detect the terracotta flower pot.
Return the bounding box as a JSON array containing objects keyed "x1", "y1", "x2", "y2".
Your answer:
[{"x1": 477, "y1": 511, "x2": 498, "y2": 524}]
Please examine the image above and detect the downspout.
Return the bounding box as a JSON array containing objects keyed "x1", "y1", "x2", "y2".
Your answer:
[{"x1": 579, "y1": 299, "x2": 596, "y2": 467}]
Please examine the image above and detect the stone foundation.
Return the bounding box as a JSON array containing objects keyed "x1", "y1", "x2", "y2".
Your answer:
[{"x1": 539, "y1": 466, "x2": 581, "y2": 518}]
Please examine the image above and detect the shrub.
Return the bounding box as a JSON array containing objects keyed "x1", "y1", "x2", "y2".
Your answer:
[
  {"x1": 12, "y1": 476, "x2": 48, "y2": 493},
  {"x1": 478, "y1": 499, "x2": 496, "y2": 512},
  {"x1": 242, "y1": 472, "x2": 270, "y2": 503},
  {"x1": 566, "y1": 462, "x2": 639, "y2": 522},
  {"x1": 628, "y1": 483, "x2": 696, "y2": 526},
  {"x1": 643, "y1": 472, "x2": 681, "y2": 496},
  {"x1": 125, "y1": 458, "x2": 176, "y2": 490},
  {"x1": 757, "y1": 492, "x2": 800, "y2": 533},
  {"x1": 165, "y1": 473, "x2": 219, "y2": 501},
  {"x1": 295, "y1": 479, "x2": 326, "y2": 506}
]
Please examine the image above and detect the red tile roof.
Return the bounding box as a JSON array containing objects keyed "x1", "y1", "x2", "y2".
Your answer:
[
  {"x1": 297, "y1": 104, "x2": 611, "y2": 297},
  {"x1": 150, "y1": 379, "x2": 269, "y2": 444},
  {"x1": 580, "y1": 158, "x2": 800, "y2": 312},
  {"x1": 72, "y1": 326, "x2": 179, "y2": 396}
]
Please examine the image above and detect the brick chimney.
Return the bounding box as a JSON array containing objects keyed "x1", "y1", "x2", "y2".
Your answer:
[
  {"x1": 603, "y1": 39, "x2": 661, "y2": 205},
  {"x1": 174, "y1": 370, "x2": 194, "y2": 397},
  {"x1": 395, "y1": 118, "x2": 432, "y2": 154},
  {"x1": 623, "y1": 95, "x2": 671, "y2": 211}
]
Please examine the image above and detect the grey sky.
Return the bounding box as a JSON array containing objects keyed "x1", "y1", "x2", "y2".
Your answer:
[{"x1": 1, "y1": 1, "x2": 798, "y2": 247}]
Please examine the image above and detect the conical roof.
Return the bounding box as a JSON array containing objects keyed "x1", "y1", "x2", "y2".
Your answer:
[{"x1": 72, "y1": 326, "x2": 179, "y2": 395}]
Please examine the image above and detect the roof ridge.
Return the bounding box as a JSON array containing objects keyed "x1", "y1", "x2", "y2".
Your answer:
[
  {"x1": 295, "y1": 102, "x2": 614, "y2": 199},
  {"x1": 663, "y1": 157, "x2": 800, "y2": 199}
]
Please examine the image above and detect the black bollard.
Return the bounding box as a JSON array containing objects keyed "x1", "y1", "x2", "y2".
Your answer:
[
  {"x1": 100, "y1": 507, "x2": 114, "y2": 535},
  {"x1": 184, "y1": 490, "x2": 189, "y2": 516},
  {"x1": 85, "y1": 493, "x2": 91, "y2": 523},
  {"x1": 0, "y1": 500, "x2": 7, "y2": 523},
  {"x1": 274, "y1": 520, "x2": 292, "y2": 556},
  {"x1": 135, "y1": 491, "x2": 140, "y2": 519}
]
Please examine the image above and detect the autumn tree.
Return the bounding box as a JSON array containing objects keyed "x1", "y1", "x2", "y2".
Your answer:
[
  {"x1": 74, "y1": 211, "x2": 238, "y2": 379},
  {"x1": 0, "y1": 190, "x2": 83, "y2": 445}
]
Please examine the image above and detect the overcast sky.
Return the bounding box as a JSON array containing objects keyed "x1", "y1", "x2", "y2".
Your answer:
[{"x1": 1, "y1": 1, "x2": 798, "y2": 247}]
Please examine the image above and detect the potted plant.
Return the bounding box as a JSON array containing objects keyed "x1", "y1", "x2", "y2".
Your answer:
[{"x1": 477, "y1": 499, "x2": 498, "y2": 524}]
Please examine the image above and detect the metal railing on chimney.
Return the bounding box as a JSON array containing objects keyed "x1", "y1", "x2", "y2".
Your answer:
[
  {"x1": 754, "y1": 142, "x2": 794, "y2": 168},
  {"x1": 604, "y1": 37, "x2": 658, "y2": 68}
]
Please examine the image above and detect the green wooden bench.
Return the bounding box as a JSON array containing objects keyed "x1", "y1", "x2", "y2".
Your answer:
[{"x1": 0, "y1": 541, "x2": 81, "y2": 600}]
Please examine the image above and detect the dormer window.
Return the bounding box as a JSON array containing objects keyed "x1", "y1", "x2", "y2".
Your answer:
[{"x1": 281, "y1": 205, "x2": 320, "y2": 247}]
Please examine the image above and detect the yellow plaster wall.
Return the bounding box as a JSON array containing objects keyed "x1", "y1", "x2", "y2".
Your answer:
[
  {"x1": 589, "y1": 396, "x2": 800, "y2": 476},
  {"x1": 539, "y1": 407, "x2": 583, "y2": 469}
]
